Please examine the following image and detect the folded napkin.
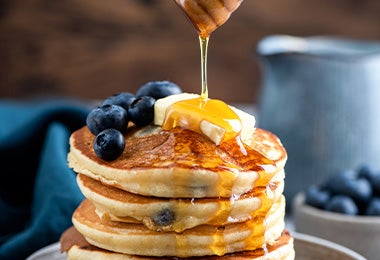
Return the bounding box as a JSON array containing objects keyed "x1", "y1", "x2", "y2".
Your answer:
[{"x1": 0, "y1": 98, "x2": 91, "y2": 260}]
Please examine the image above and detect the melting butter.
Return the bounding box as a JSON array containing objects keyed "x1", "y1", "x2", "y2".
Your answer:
[
  {"x1": 154, "y1": 93, "x2": 256, "y2": 146},
  {"x1": 162, "y1": 97, "x2": 241, "y2": 145}
]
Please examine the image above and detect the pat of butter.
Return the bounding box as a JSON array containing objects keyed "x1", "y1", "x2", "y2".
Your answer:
[
  {"x1": 154, "y1": 93, "x2": 256, "y2": 145},
  {"x1": 154, "y1": 93, "x2": 199, "y2": 126},
  {"x1": 230, "y1": 105, "x2": 256, "y2": 146},
  {"x1": 200, "y1": 119, "x2": 241, "y2": 145}
]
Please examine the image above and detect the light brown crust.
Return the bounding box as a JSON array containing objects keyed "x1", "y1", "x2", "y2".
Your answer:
[
  {"x1": 70, "y1": 126, "x2": 286, "y2": 172},
  {"x1": 68, "y1": 126, "x2": 286, "y2": 198},
  {"x1": 77, "y1": 173, "x2": 282, "y2": 205},
  {"x1": 77, "y1": 173, "x2": 285, "y2": 232},
  {"x1": 70, "y1": 199, "x2": 286, "y2": 257}
]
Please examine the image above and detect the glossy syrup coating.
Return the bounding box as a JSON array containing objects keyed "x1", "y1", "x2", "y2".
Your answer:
[{"x1": 70, "y1": 125, "x2": 286, "y2": 196}]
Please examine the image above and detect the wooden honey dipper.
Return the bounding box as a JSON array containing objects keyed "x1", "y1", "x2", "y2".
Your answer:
[{"x1": 174, "y1": 0, "x2": 243, "y2": 38}]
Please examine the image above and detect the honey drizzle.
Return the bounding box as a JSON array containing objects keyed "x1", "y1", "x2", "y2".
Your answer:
[
  {"x1": 170, "y1": 0, "x2": 245, "y2": 144},
  {"x1": 167, "y1": 132, "x2": 278, "y2": 253},
  {"x1": 231, "y1": 142, "x2": 278, "y2": 250},
  {"x1": 171, "y1": 0, "x2": 276, "y2": 255},
  {"x1": 204, "y1": 183, "x2": 277, "y2": 254},
  {"x1": 212, "y1": 226, "x2": 227, "y2": 256},
  {"x1": 173, "y1": 184, "x2": 277, "y2": 254},
  {"x1": 199, "y1": 35, "x2": 209, "y2": 99}
]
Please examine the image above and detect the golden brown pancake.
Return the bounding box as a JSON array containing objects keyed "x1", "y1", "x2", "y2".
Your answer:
[
  {"x1": 71, "y1": 199, "x2": 286, "y2": 258},
  {"x1": 60, "y1": 226, "x2": 295, "y2": 260},
  {"x1": 68, "y1": 126, "x2": 286, "y2": 198},
  {"x1": 77, "y1": 173, "x2": 285, "y2": 232}
]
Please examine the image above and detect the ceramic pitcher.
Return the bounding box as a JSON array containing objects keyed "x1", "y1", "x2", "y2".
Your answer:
[{"x1": 256, "y1": 35, "x2": 380, "y2": 206}]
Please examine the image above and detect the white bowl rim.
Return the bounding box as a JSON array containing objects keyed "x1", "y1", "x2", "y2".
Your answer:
[{"x1": 293, "y1": 192, "x2": 380, "y2": 224}]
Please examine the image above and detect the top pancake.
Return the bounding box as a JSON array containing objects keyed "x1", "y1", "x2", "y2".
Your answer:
[{"x1": 68, "y1": 125, "x2": 286, "y2": 198}]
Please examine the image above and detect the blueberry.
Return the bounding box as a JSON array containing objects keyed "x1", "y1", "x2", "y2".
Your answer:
[
  {"x1": 337, "y1": 177, "x2": 372, "y2": 205},
  {"x1": 357, "y1": 164, "x2": 380, "y2": 196},
  {"x1": 102, "y1": 92, "x2": 136, "y2": 111},
  {"x1": 128, "y1": 96, "x2": 155, "y2": 126},
  {"x1": 365, "y1": 198, "x2": 380, "y2": 216},
  {"x1": 305, "y1": 185, "x2": 330, "y2": 209},
  {"x1": 371, "y1": 174, "x2": 380, "y2": 196},
  {"x1": 136, "y1": 81, "x2": 182, "y2": 100},
  {"x1": 93, "y1": 129, "x2": 125, "y2": 161},
  {"x1": 358, "y1": 163, "x2": 378, "y2": 182},
  {"x1": 153, "y1": 208, "x2": 175, "y2": 227},
  {"x1": 325, "y1": 195, "x2": 358, "y2": 215},
  {"x1": 352, "y1": 178, "x2": 373, "y2": 203},
  {"x1": 86, "y1": 105, "x2": 128, "y2": 135},
  {"x1": 323, "y1": 169, "x2": 373, "y2": 204},
  {"x1": 322, "y1": 169, "x2": 356, "y2": 194}
]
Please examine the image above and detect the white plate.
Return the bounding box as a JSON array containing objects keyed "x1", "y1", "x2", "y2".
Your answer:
[
  {"x1": 27, "y1": 232, "x2": 365, "y2": 260},
  {"x1": 26, "y1": 242, "x2": 64, "y2": 260}
]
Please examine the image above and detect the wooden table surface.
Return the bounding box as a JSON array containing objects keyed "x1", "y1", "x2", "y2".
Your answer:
[{"x1": 1, "y1": 0, "x2": 380, "y2": 102}]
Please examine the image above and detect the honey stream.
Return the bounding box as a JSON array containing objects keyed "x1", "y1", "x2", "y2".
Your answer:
[
  {"x1": 170, "y1": 0, "x2": 276, "y2": 255},
  {"x1": 199, "y1": 35, "x2": 209, "y2": 99},
  {"x1": 168, "y1": 0, "x2": 246, "y2": 145}
]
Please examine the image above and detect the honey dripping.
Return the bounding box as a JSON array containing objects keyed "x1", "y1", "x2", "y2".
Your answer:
[
  {"x1": 171, "y1": 1, "x2": 276, "y2": 255},
  {"x1": 169, "y1": 0, "x2": 246, "y2": 148}
]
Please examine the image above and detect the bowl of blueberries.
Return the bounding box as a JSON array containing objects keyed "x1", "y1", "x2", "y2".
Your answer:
[{"x1": 293, "y1": 164, "x2": 380, "y2": 260}]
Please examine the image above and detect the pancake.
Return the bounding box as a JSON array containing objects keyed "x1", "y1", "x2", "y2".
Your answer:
[
  {"x1": 68, "y1": 126, "x2": 287, "y2": 198},
  {"x1": 61, "y1": 226, "x2": 294, "y2": 260},
  {"x1": 64, "y1": 96, "x2": 294, "y2": 258},
  {"x1": 71, "y1": 199, "x2": 286, "y2": 258},
  {"x1": 77, "y1": 173, "x2": 285, "y2": 232}
]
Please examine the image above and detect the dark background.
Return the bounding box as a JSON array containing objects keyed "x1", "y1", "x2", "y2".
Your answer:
[{"x1": 1, "y1": 0, "x2": 380, "y2": 103}]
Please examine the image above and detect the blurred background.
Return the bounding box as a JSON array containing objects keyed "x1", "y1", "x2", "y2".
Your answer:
[{"x1": 1, "y1": 0, "x2": 380, "y2": 103}]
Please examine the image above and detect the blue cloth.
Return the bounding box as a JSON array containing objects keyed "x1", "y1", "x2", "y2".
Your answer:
[{"x1": 0, "y1": 98, "x2": 91, "y2": 260}]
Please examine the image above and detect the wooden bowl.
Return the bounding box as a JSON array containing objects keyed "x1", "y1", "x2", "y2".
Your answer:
[{"x1": 293, "y1": 192, "x2": 379, "y2": 259}]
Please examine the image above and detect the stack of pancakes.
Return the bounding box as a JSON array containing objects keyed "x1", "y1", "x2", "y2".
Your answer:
[{"x1": 61, "y1": 122, "x2": 295, "y2": 259}]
